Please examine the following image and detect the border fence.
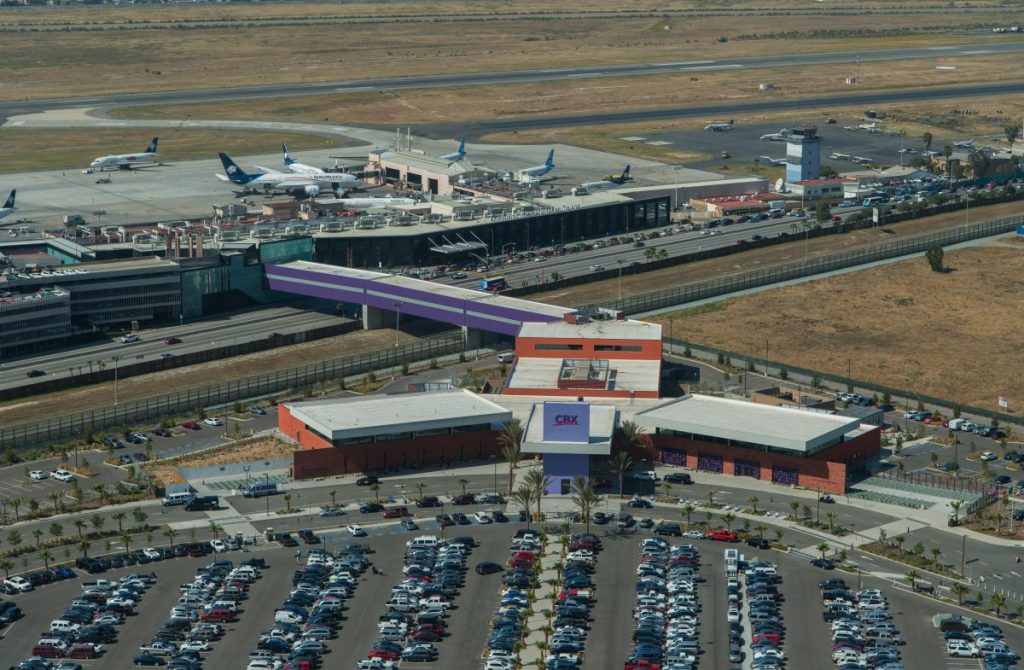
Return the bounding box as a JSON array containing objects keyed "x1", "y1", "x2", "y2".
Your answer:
[{"x1": 0, "y1": 331, "x2": 489, "y2": 451}]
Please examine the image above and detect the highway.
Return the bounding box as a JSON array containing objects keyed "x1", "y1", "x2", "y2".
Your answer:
[
  {"x1": 0, "y1": 303, "x2": 348, "y2": 391},
  {"x1": 2, "y1": 40, "x2": 1023, "y2": 119}
]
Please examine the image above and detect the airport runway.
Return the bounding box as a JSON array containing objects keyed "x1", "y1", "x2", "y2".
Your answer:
[{"x1": 2, "y1": 40, "x2": 1024, "y2": 119}]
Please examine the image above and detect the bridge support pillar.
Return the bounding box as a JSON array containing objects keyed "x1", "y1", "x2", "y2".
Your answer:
[
  {"x1": 362, "y1": 305, "x2": 398, "y2": 330},
  {"x1": 462, "y1": 326, "x2": 484, "y2": 350}
]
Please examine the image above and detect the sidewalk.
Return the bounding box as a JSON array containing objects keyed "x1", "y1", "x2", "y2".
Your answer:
[{"x1": 518, "y1": 537, "x2": 562, "y2": 666}]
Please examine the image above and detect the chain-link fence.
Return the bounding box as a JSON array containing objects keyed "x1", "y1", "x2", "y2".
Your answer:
[
  {"x1": 598, "y1": 214, "x2": 1023, "y2": 316},
  {"x1": 0, "y1": 332, "x2": 484, "y2": 451}
]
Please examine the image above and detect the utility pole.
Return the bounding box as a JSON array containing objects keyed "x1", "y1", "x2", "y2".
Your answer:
[{"x1": 961, "y1": 534, "x2": 967, "y2": 578}]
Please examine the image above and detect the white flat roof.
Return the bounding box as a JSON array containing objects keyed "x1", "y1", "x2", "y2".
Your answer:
[
  {"x1": 506, "y1": 358, "x2": 661, "y2": 394},
  {"x1": 517, "y1": 319, "x2": 662, "y2": 341},
  {"x1": 286, "y1": 388, "x2": 511, "y2": 441},
  {"x1": 634, "y1": 394, "x2": 862, "y2": 454},
  {"x1": 522, "y1": 402, "x2": 616, "y2": 456}
]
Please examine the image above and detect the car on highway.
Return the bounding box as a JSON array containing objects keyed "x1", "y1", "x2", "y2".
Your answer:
[
  {"x1": 29, "y1": 470, "x2": 48, "y2": 480},
  {"x1": 163, "y1": 337, "x2": 181, "y2": 345},
  {"x1": 119, "y1": 334, "x2": 140, "y2": 344},
  {"x1": 26, "y1": 369, "x2": 46, "y2": 377},
  {"x1": 356, "y1": 475, "x2": 380, "y2": 486},
  {"x1": 319, "y1": 507, "x2": 345, "y2": 517}
]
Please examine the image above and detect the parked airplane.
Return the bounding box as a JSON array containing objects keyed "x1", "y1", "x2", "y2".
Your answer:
[
  {"x1": 760, "y1": 129, "x2": 790, "y2": 141},
  {"x1": 0, "y1": 190, "x2": 16, "y2": 219},
  {"x1": 518, "y1": 149, "x2": 556, "y2": 178},
  {"x1": 829, "y1": 152, "x2": 851, "y2": 160},
  {"x1": 954, "y1": 140, "x2": 974, "y2": 148},
  {"x1": 704, "y1": 120, "x2": 735, "y2": 132},
  {"x1": 857, "y1": 122, "x2": 880, "y2": 131},
  {"x1": 90, "y1": 137, "x2": 159, "y2": 170},
  {"x1": 281, "y1": 144, "x2": 325, "y2": 175},
  {"x1": 216, "y1": 153, "x2": 360, "y2": 196},
  {"x1": 581, "y1": 165, "x2": 632, "y2": 191},
  {"x1": 440, "y1": 138, "x2": 466, "y2": 162},
  {"x1": 759, "y1": 156, "x2": 786, "y2": 166},
  {"x1": 852, "y1": 156, "x2": 873, "y2": 164}
]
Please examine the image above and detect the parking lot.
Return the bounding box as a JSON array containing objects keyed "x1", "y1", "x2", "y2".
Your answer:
[{"x1": 4, "y1": 515, "x2": 1023, "y2": 670}]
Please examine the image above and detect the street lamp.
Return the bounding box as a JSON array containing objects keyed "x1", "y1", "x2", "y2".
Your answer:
[
  {"x1": 112, "y1": 355, "x2": 122, "y2": 406},
  {"x1": 491, "y1": 454, "x2": 498, "y2": 494},
  {"x1": 394, "y1": 302, "x2": 402, "y2": 349},
  {"x1": 616, "y1": 259, "x2": 624, "y2": 302}
]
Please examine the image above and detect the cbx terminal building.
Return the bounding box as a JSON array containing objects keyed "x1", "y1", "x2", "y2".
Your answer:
[{"x1": 277, "y1": 263, "x2": 880, "y2": 494}]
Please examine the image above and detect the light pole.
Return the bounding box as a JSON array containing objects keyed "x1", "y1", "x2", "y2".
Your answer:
[
  {"x1": 112, "y1": 355, "x2": 122, "y2": 406},
  {"x1": 491, "y1": 455, "x2": 498, "y2": 494},
  {"x1": 394, "y1": 302, "x2": 402, "y2": 348},
  {"x1": 616, "y1": 260, "x2": 624, "y2": 302},
  {"x1": 847, "y1": 358, "x2": 852, "y2": 393},
  {"x1": 961, "y1": 534, "x2": 967, "y2": 578}
]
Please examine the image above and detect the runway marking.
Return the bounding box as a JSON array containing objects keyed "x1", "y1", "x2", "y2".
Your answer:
[
  {"x1": 960, "y1": 50, "x2": 993, "y2": 55},
  {"x1": 9, "y1": 121, "x2": 24, "y2": 126},
  {"x1": 653, "y1": 60, "x2": 715, "y2": 67},
  {"x1": 646, "y1": 141, "x2": 672, "y2": 146},
  {"x1": 1012, "y1": 571, "x2": 1021, "y2": 578},
  {"x1": 567, "y1": 73, "x2": 599, "y2": 78},
  {"x1": 336, "y1": 86, "x2": 375, "y2": 92},
  {"x1": 681, "y1": 64, "x2": 743, "y2": 71},
  {"x1": 928, "y1": 46, "x2": 956, "y2": 50},
  {"x1": 618, "y1": 136, "x2": 647, "y2": 141}
]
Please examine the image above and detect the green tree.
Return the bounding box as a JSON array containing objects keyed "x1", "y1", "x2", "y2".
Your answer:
[
  {"x1": 7, "y1": 530, "x2": 22, "y2": 551},
  {"x1": 773, "y1": 528, "x2": 785, "y2": 544},
  {"x1": 950, "y1": 582, "x2": 968, "y2": 606},
  {"x1": 370, "y1": 482, "x2": 381, "y2": 503},
  {"x1": 989, "y1": 592, "x2": 1006, "y2": 617},
  {"x1": 570, "y1": 474, "x2": 601, "y2": 534},
  {"x1": 816, "y1": 541, "x2": 831, "y2": 559},
  {"x1": 682, "y1": 503, "x2": 696, "y2": 528},
  {"x1": 112, "y1": 511, "x2": 127, "y2": 534},
  {"x1": 893, "y1": 535, "x2": 905, "y2": 553},
  {"x1": 1005, "y1": 123, "x2": 1022, "y2": 146},
  {"x1": 9, "y1": 497, "x2": 21, "y2": 523},
  {"x1": 498, "y1": 419, "x2": 524, "y2": 495},
  {"x1": 283, "y1": 493, "x2": 293, "y2": 513},
  {"x1": 755, "y1": 523, "x2": 767, "y2": 539},
  {"x1": 788, "y1": 501, "x2": 800, "y2": 521},
  {"x1": 39, "y1": 549, "x2": 53, "y2": 570},
  {"x1": 614, "y1": 420, "x2": 648, "y2": 457},
  {"x1": 815, "y1": 199, "x2": 832, "y2": 223},
  {"x1": 746, "y1": 496, "x2": 759, "y2": 514},
  {"x1": 132, "y1": 508, "x2": 148, "y2": 528},
  {"x1": 921, "y1": 131, "x2": 933, "y2": 152},
  {"x1": 0, "y1": 559, "x2": 12, "y2": 578},
  {"x1": 48, "y1": 522, "x2": 64, "y2": 540},
  {"x1": 522, "y1": 469, "x2": 551, "y2": 521},
  {"x1": 930, "y1": 546, "x2": 942, "y2": 566},
  {"x1": 905, "y1": 569, "x2": 920, "y2": 591},
  {"x1": 329, "y1": 490, "x2": 338, "y2": 508},
  {"x1": 950, "y1": 500, "x2": 963, "y2": 524},
  {"x1": 120, "y1": 533, "x2": 132, "y2": 554},
  {"x1": 32, "y1": 528, "x2": 43, "y2": 549},
  {"x1": 458, "y1": 478, "x2": 469, "y2": 498},
  {"x1": 511, "y1": 486, "x2": 534, "y2": 531},
  {"x1": 208, "y1": 522, "x2": 222, "y2": 541},
  {"x1": 78, "y1": 540, "x2": 90, "y2": 558},
  {"x1": 72, "y1": 518, "x2": 86, "y2": 541},
  {"x1": 721, "y1": 512, "x2": 736, "y2": 531},
  {"x1": 925, "y1": 244, "x2": 944, "y2": 273},
  {"x1": 609, "y1": 451, "x2": 633, "y2": 499},
  {"x1": 163, "y1": 527, "x2": 177, "y2": 549},
  {"x1": 825, "y1": 510, "x2": 836, "y2": 534}
]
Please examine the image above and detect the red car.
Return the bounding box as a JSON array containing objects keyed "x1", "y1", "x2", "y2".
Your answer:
[
  {"x1": 624, "y1": 661, "x2": 660, "y2": 670},
  {"x1": 382, "y1": 506, "x2": 408, "y2": 519},
  {"x1": 509, "y1": 557, "x2": 535, "y2": 568},
  {"x1": 753, "y1": 633, "x2": 781, "y2": 645},
  {"x1": 164, "y1": 337, "x2": 182, "y2": 345},
  {"x1": 283, "y1": 663, "x2": 311, "y2": 670},
  {"x1": 67, "y1": 643, "x2": 102, "y2": 659},
  {"x1": 367, "y1": 649, "x2": 399, "y2": 661},
  {"x1": 708, "y1": 529, "x2": 738, "y2": 542},
  {"x1": 200, "y1": 608, "x2": 234, "y2": 622},
  {"x1": 31, "y1": 645, "x2": 65, "y2": 659},
  {"x1": 181, "y1": 421, "x2": 202, "y2": 430}
]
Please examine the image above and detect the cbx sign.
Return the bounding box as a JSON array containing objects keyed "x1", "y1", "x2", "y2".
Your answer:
[{"x1": 543, "y1": 402, "x2": 590, "y2": 442}]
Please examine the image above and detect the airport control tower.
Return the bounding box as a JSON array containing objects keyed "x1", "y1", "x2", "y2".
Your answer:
[{"x1": 785, "y1": 124, "x2": 821, "y2": 184}]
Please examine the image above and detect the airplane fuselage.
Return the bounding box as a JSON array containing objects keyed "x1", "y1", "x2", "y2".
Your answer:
[{"x1": 90, "y1": 151, "x2": 158, "y2": 170}]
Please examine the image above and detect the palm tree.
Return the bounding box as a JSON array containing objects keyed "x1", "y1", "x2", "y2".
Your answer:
[
  {"x1": 609, "y1": 451, "x2": 633, "y2": 499},
  {"x1": 921, "y1": 131, "x2": 933, "y2": 153},
  {"x1": 132, "y1": 508, "x2": 148, "y2": 528},
  {"x1": 904, "y1": 569, "x2": 920, "y2": 591},
  {"x1": 7, "y1": 530, "x2": 22, "y2": 551},
  {"x1": 570, "y1": 475, "x2": 601, "y2": 534},
  {"x1": 458, "y1": 478, "x2": 470, "y2": 498},
  {"x1": 370, "y1": 482, "x2": 382, "y2": 504},
  {"x1": 93, "y1": 483, "x2": 109, "y2": 505},
  {"x1": 950, "y1": 582, "x2": 968, "y2": 606},
  {"x1": 930, "y1": 546, "x2": 942, "y2": 567},
  {"x1": 816, "y1": 541, "x2": 831, "y2": 559},
  {"x1": 32, "y1": 528, "x2": 43, "y2": 549},
  {"x1": 163, "y1": 528, "x2": 177, "y2": 549},
  {"x1": 774, "y1": 528, "x2": 785, "y2": 544},
  {"x1": 614, "y1": 420, "x2": 648, "y2": 456},
  {"x1": 755, "y1": 523, "x2": 767, "y2": 540},
  {"x1": 78, "y1": 540, "x2": 91, "y2": 558},
  {"x1": 208, "y1": 522, "x2": 222, "y2": 541},
  {"x1": 788, "y1": 501, "x2": 799, "y2": 521},
  {"x1": 10, "y1": 497, "x2": 22, "y2": 522},
  {"x1": 283, "y1": 494, "x2": 293, "y2": 513},
  {"x1": 498, "y1": 419, "x2": 524, "y2": 494},
  {"x1": 893, "y1": 535, "x2": 905, "y2": 554},
  {"x1": 90, "y1": 515, "x2": 105, "y2": 533},
  {"x1": 112, "y1": 511, "x2": 127, "y2": 534},
  {"x1": 825, "y1": 511, "x2": 836, "y2": 534},
  {"x1": 48, "y1": 490, "x2": 63, "y2": 513},
  {"x1": 801, "y1": 504, "x2": 812, "y2": 520},
  {"x1": 39, "y1": 549, "x2": 53, "y2": 570},
  {"x1": 73, "y1": 519, "x2": 86, "y2": 541},
  {"x1": 120, "y1": 533, "x2": 132, "y2": 553},
  {"x1": 682, "y1": 504, "x2": 696, "y2": 528},
  {"x1": 0, "y1": 559, "x2": 11, "y2": 578},
  {"x1": 522, "y1": 469, "x2": 550, "y2": 521},
  {"x1": 49, "y1": 522, "x2": 64, "y2": 541},
  {"x1": 329, "y1": 490, "x2": 338, "y2": 508},
  {"x1": 989, "y1": 593, "x2": 1006, "y2": 617},
  {"x1": 511, "y1": 486, "x2": 534, "y2": 530},
  {"x1": 747, "y1": 496, "x2": 759, "y2": 514},
  {"x1": 721, "y1": 512, "x2": 736, "y2": 531}
]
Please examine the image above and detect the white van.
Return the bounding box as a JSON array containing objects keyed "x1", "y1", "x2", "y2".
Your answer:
[
  {"x1": 49, "y1": 620, "x2": 80, "y2": 634},
  {"x1": 496, "y1": 353, "x2": 515, "y2": 364},
  {"x1": 406, "y1": 536, "x2": 439, "y2": 549},
  {"x1": 948, "y1": 418, "x2": 969, "y2": 431},
  {"x1": 162, "y1": 491, "x2": 193, "y2": 506}
]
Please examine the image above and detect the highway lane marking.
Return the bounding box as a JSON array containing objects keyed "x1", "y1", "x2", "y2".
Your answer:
[
  {"x1": 336, "y1": 86, "x2": 375, "y2": 92},
  {"x1": 960, "y1": 49, "x2": 993, "y2": 54},
  {"x1": 653, "y1": 60, "x2": 715, "y2": 67}
]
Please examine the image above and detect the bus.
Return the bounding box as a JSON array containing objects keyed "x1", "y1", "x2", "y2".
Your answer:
[{"x1": 480, "y1": 276, "x2": 508, "y2": 292}]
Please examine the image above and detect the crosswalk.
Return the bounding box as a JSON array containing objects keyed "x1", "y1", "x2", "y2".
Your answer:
[{"x1": 205, "y1": 473, "x2": 292, "y2": 491}]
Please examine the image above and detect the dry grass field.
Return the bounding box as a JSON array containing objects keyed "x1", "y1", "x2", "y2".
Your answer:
[
  {"x1": 1, "y1": 3, "x2": 1019, "y2": 101},
  {"x1": 0, "y1": 128, "x2": 341, "y2": 174},
  {"x1": 146, "y1": 437, "x2": 295, "y2": 486},
  {"x1": 651, "y1": 241, "x2": 1024, "y2": 413},
  {"x1": 0, "y1": 329, "x2": 414, "y2": 429}
]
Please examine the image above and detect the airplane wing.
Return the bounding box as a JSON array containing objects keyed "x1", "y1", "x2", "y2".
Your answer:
[{"x1": 215, "y1": 174, "x2": 231, "y2": 182}]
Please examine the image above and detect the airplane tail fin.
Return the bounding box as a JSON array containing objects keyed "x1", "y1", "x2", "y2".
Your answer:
[
  {"x1": 283, "y1": 144, "x2": 295, "y2": 166},
  {"x1": 146, "y1": 137, "x2": 158, "y2": 154},
  {"x1": 218, "y1": 153, "x2": 251, "y2": 184},
  {"x1": 457, "y1": 137, "x2": 465, "y2": 156},
  {"x1": 620, "y1": 165, "x2": 631, "y2": 182},
  {"x1": 3, "y1": 190, "x2": 14, "y2": 209},
  {"x1": 545, "y1": 149, "x2": 555, "y2": 167}
]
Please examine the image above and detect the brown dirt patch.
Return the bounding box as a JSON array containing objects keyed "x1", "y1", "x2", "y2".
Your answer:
[
  {"x1": 0, "y1": 329, "x2": 412, "y2": 429},
  {"x1": 652, "y1": 242, "x2": 1024, "y2": 413},
  {"x1": 146, "y1": 436, "x2": 294, "y2": 486}
]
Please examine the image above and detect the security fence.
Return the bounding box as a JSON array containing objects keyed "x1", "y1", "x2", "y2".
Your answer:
[
  {"x1": 596, "y1": 213, "x2": 1023, "y2": 317},
  {"x1": 0, "y1": 331, "x2": 483, "y2": 451}
]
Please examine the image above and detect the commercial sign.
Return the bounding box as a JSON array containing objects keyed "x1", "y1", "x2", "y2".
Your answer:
[{"x1": 542, "y1": 402, "x2": 590, "y2": 443}]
